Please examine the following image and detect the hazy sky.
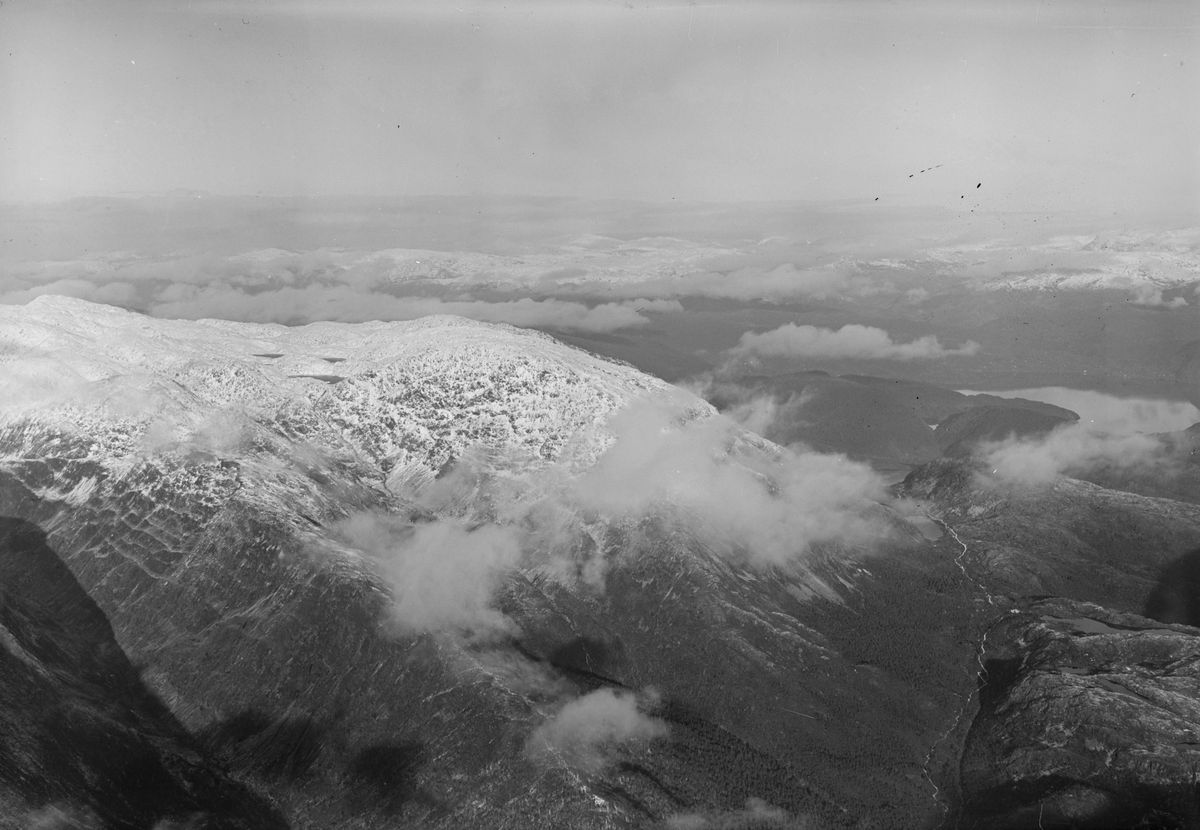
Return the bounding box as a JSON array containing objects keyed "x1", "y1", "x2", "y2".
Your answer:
[{"x1": 2, "y1": 0, "x2": 1197, "y2": 216}]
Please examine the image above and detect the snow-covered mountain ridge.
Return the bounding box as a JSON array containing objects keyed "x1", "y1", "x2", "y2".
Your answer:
[{"x1": 0, "y1": 295, "x2": 698, "y2": 484}]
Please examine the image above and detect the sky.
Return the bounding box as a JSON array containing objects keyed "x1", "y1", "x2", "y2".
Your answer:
[{"x1": 1, "y1": 0, "x2": 1198, "y2": 217}]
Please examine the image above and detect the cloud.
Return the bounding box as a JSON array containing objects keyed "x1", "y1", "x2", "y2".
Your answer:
[
  {"x1": 0, "y1": 358, "x2": 890, "y2": 646},
  {"x1": 966, "y1": 388, "x2": 1198, "y2": 487},
  {"x1": 0, "y1": 244, "x2": 683, "y2": 334},
  {"x1": 1129, "y1": 282, "x2": 1189, "y2": 309},
  {"x1": 1128, "y1": 284, "x2": 1188, "y2": 308},
  {"x1": 979, "y1": 423, "x2": 1172, "y2": 487},
  {"x1": 145, "y1": 284, "x2": 664, "y2": 332},
  {"x1": 966, "y1": 387, "x2": 1200, "y2": 434},
  {"x1": 680, "y1": 374, "x2": 813, "y2": 446},
  {"x1": 604, "y1": 261, "x2": 857, "y2": 303},
  {"x1": 334, "y1": 512, "x2": 524, "y2": 637},
  {"x1": 524, "y1": 688, "x2": 667, "y2": 774},
  {"x1": 721, "y1": 392, "x2": 785, "y2": 438},
  {"x1": 139, "y1": 407, "x2": 251, "y2": 460},
  {"x1": 666, "y1": 798, "x2": 808, "y2": 829},
  {"x1": 570, "y1": 398, "x2": 889, "y2": 566},
  {"x1": 375, "y1": 394, "x2": 889, "y2": 606},
  {"x1": 0, "y1": 357, "x2": 94, "y2": 413},
  {"x1": 24, "y1": 805, "x2": 102, "y2": 830},
  {"x1": 0, "y1": 227, "x2": 911, "y2": 323},
  {"x1": 621, "y1": 297, "x2": 685, "y2": 314},
  {"x1": 729, "y1": 324, "x2": 980, "y2": 361},
  {"x1": 0, "y1": 277, "x2": 140, "y2": 308}
]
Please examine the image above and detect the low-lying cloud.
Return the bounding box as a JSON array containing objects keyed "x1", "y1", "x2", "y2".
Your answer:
[
  {"x1": 0, "y1": 247, "x2": 681, "y2": 333},
  {"x1": 729, "y1": 324, "x2": 980, "y2": 361},
  {"x1": 0, "y1": 357, "x2": 95, "y2": 414},
  {"x1": 666, "y1": 798, "x2": 808, "y2": 829},
  {"x1": 340, "y1": 395, "x2": 891, "y2": 637},
  {"x1": 721, "y1": 390, "x2": 789, "y2": 439},
  {"x1": 524, "y1": 688, "x2": 667, "y2": 774},
  {"x1": 571, "y1": 398, "x2": 889, "y2": 566},
  {"x1": 968, "y1": 387, "x2": 1197, "y2": 487},
  {"x1": 681, "y1": 374, "x2": 812, "y2": 446},
  {"x1": 334, "y1": 512, "x2": 524, "y2": 637},
  {"x1": 148, "y1": 285, "x2": 669, "y2": 332},
  {"x1": 1128, "y1": 284, "x2": 1188, "y2": 308},
  {"x1": 966, "y1": 387, "x2": 1200, "y2": 434},
  {"x1": 594, "y1": 261, "x2": 859, "y2": 303},
  {"x1": 24, "y1": 804, "x2": 102, "y2": 830},
  {"x1": 980, "y1": 424, "x2": 1172, "y2": 487}
]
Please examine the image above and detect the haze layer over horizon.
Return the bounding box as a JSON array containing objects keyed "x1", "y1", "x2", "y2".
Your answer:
[{"x1": 2, "y1": 0, "x2": 1197, "y2": 222}]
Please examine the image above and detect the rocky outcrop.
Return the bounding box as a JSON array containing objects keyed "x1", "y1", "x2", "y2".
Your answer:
[{"x1": 960, "y1": 597, "x2": 1200, "y2": 829}]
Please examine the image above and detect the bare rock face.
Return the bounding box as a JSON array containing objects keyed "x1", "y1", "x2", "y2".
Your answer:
[{"x1": 960, "y1": 597, "x2": 1200, "y2": 829}]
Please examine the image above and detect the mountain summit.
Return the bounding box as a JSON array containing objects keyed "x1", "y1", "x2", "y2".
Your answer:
[{"x1": 1, "y1": 294, "x2": 689, "y2": 477}]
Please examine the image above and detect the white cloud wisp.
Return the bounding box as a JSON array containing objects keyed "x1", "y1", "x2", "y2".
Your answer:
[{"x1": 729, "y1": 324, "x2": 980, "y2": 361}]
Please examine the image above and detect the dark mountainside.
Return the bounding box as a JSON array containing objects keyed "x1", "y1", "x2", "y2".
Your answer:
[
  {"x1": 1071, "y1": 425, "x2": 1200, "y2": 506},
  {"x1": 899, "y1": 458, "x2": 1200, "y2": 828},
  {"x1": 901, "y1": 458, "x2": 1200, "y2": 614},
  {"x1": 0, "y1": 516, "x2": 287, "y2": 830},
  {"x1": 703, "y1": 370, "x2": 1077, "y2": 473},
  {"x1": 9, "y1": 426, "x2": 1200, "y2": 828},
  {"x1": 0, "y1": 450, "x2": 976, "y2": 828},
  {"x1": 934, "y1": 405, "x2": 1078, "y2": 457}
]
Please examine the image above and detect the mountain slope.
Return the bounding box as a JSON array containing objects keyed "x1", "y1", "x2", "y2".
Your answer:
[
  {"x1": 0, "y1": 516, "x2": 287, "y2": 830},
  {"x1": 899, "y1": 457, "x2": 1200, "y2": 825},
  {"x1": 8, "y1": 298, "x2": 1200, "y2": 827},
  {"x1": 900, "y1": 458, "x2": 1200, "y2": 614},
  {"x1": 2, "y1": 298, "x2": 943, "y2": 828},
  {"x1": 702, "y1": 370, "x2": 1080, "y2": 476},
  {"x1": 934, "y1": 405, "x2": 1077, "y2": 457}
]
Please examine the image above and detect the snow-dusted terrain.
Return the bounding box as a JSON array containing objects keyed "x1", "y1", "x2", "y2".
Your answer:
[
  {"x1": 931, "y1": 227, "x2": 1200, "y2": 296},
  {"x1": 0, "y1": 295, "x2": 698, "y2": 480},
  {"x1": 0, "y1": 297, "x2": 910, "y2": 828}
]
